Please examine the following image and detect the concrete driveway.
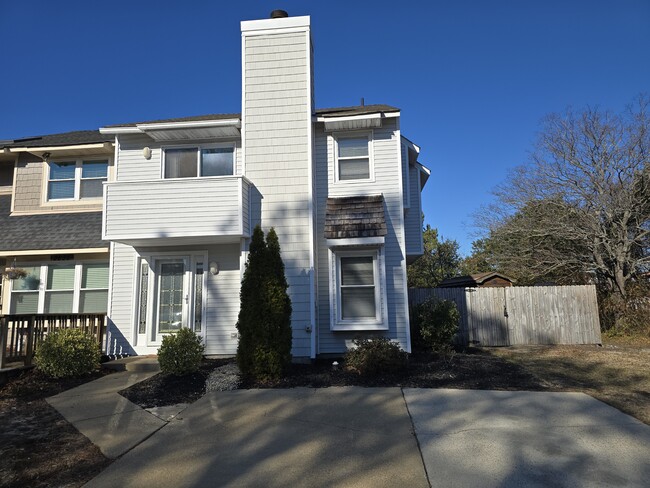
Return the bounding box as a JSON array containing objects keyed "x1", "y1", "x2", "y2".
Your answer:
[{"x1": 85, "y1": 387, "x2": 650, "y2": 488}]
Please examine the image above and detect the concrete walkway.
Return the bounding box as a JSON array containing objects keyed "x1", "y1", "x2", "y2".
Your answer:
[
  {"x1": 46, "y1": 361, "x2": 650, "y2": 487},
  {"x1": 46, "y1": 357, "x2": 170, "y2": 459}
]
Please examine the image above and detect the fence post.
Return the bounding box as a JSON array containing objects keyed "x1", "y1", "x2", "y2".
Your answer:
[{"x1": 0, "y1": 316, "x2": 7, "y2": 369}]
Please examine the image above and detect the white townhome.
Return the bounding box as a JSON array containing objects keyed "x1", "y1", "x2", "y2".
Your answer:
[{"x1": 0, "y1": 11, "x2": 428, "y2": 360}]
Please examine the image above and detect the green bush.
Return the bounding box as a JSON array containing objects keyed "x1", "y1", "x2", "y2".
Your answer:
[
  {"x1": 237, "y1": 226, "x2": 292, "y2": 381},
  {"x1": 411, "y1": 298, "x2": 460, "y2": 352},
  {"x1": 344, "y1": 337, "x2": 408, "y2": 376},
  {"x1": 157, "y1": 328, "x2": 205, "y2": 375},
  {"x1": 35, "y1": 328, "x2": 100, "y2": 378}
]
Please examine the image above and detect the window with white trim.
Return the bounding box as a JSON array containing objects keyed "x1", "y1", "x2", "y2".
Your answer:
[
  {"x1": 163, "y1": 145, "x2": 235, "y2": 178},
  {"x1": 335, "y1": 134, "x2": 372, "y2": 182},
  {"x1": 47, "y1": 160, "x2": 108, "y2": 201},
  {"x1": 9, "y1": 262, "x2": 109, "y2": 314},
  {"x1": 330, "y1": 248, "x2": 386, "y2": 330}
]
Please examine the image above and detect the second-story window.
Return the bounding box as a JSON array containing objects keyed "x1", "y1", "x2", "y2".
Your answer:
[
  {"x1": 335, "y1": 134, "x2": 372, "y2": 182},
  {"x1": 48, "y1": 160, "x2": 108, "y2": 201},
  {"x1": 164, "y1": 146, "x2": 234, "y2": 178}
]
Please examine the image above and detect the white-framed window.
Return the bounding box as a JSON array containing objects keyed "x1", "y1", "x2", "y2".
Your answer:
[
  {"x1": 329, "y1": 247, "x2": 387, "y2": 331},
  {"x1": 9, "y1": 262, "x2": 109, "y2": 314},
  {"x1": 163, "y1": 144, "x2": 235, "y2": 178},
  {"x1": 334, "y1": 133, "x2": 373, "y2": 182},
  {"x1": 47, "y1": 160, "x2": 108, "y2": 201}
]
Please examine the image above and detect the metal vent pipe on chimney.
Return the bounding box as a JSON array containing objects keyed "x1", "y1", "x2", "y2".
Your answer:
[{"x1": 270, "y1": 10, "x2": 289, "y2": 18}]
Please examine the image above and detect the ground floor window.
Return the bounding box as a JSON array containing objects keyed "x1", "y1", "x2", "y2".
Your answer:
[
  {"x1": 329, "y1": 247, "x2": 387, "y2": 331},
  {"x1": 10, "y1": 262, "x2": 109, "y2": 314}
]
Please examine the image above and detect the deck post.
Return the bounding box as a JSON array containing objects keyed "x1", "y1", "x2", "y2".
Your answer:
[
  {"x1": 24, "y1": 315, "x2": 36, "y2": 367},
  {"x1": 0, "y1": 316, "x2": 8, "y2": 369}
]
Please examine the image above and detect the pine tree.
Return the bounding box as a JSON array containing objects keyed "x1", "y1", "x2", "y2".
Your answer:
[{"x1": 236, "y1": 225, "x2": 292, "y2": 380}]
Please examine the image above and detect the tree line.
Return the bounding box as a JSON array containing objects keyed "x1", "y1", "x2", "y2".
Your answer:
[{"x1": 408, "y1": 96, "x2": 650, "y2": 334}]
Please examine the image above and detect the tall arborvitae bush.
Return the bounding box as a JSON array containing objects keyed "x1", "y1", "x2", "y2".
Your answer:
[{"x1": 236, "y1": 226, "x2": 292, "y2": 380}]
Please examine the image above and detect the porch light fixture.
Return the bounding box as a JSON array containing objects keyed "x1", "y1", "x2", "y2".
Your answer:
[
  {"x1": 209, "y1": 261, "x2": 219, "y2": 275},
  {"x1": 142, "y1": 147, "x2": 152, "y2": 160}
]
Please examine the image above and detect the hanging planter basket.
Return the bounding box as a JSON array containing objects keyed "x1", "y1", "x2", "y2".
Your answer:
[{"x1": 3, "y1": 267, "x2": 28, "y2": 280}]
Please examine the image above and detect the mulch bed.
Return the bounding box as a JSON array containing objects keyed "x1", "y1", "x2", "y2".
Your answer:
[
  {"x1": 120, "y1": 348, "x2": 547, "y2": 409},
  {"x1": 0, "y1": 368, "x2": 113, "y2": 488}
]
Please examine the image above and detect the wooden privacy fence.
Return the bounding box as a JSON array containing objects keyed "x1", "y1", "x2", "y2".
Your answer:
[
  {"x1": 409, "y1": 285, "x2": 602, "y2": 346},
  {"x1": 0, "y1": 314, "x2": 107, "y2": 368}
]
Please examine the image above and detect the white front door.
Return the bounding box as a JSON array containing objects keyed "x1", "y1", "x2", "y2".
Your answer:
[{"x1": 153, "y1": 258, "x2": 190, "y2": 343}]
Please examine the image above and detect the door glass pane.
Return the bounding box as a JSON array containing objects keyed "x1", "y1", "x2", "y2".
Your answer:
[
  {"x1": 341, "y1": 288, "x2": 376, "y2": 318},
  {"x1": 44, "y1": 291, "x2": 74, "y2": 313},
  {"x1": 201, "y1": 148, "x2": 234, "y2": 176},
  {"x1": 138, "y1": 263, "x2": 149, "y2": 334},
  {"x1": 158, "y1": 262, "x2": 184, "y2": 333},
  {"x1": 165, "y1": 148, "x2": 197, "y2": 178},
  {"x1": 341, "y1": 257, "x2": 374, "y2": 285},
  {"x1": 194, "y1": 263, "x2": 203, "y2": 332}
]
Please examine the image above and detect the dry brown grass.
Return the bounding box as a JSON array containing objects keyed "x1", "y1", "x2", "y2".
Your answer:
[{"x1": 491, "y1": 341, "x2": 650, "y2": 425}]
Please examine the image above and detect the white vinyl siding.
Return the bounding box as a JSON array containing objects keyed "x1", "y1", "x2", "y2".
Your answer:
[
  {"x1": 242, "y1": 29, "x2": 313, "y2": 357},
  {"x1": 103, "y1": 176, "x2": 250, "y2": 242},
  {"x1": 107, "y1": 243, "x2": 242, "y2": 356},
  {"x1": 315, "y1": 118, "x2": 410, "y2": 353},
  {"x1": 405, "y1": 165, "x2": 424, "y2": 257}
]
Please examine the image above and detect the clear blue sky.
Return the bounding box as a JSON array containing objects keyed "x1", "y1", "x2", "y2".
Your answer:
[{"x1": 1, "y1": 1, "x2": 648, "y2": 254}]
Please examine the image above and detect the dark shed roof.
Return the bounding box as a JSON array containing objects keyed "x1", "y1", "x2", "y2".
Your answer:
[
  {"x1": 438, "y1": 272, "x2": 515, "y2": 288},
  {"x1": 325, "y1": 195, "x2": 387, "y2": 239},
  {"x1": 0, "y1": 195, "x2": 105, "y2": 252}
]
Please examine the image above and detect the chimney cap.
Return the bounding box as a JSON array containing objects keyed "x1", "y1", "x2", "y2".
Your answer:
[{"x1": 270, "y1": 10, "x2": 289, "y2": 19}]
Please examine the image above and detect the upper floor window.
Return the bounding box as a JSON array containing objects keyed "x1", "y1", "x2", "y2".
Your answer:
[
  {"x1": 335, "y1": 134, "x2": 372, "y2": 182},
  {"x1": 48, "y1": 160, "x2": 108, "y2": 201},
  {"x1": 164, "y1": 145, "x2": 234, "y2": 178}
]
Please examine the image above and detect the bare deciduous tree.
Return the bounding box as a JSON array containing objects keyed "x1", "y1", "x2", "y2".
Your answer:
[{"x1": 476, "y1": 96, "x2": 650, "y2": 298}]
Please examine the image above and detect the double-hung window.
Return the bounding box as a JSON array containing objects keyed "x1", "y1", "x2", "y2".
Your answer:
[
  {"x1": 9, "y1": 262, "x2": 109, "y2": 314},
  {"x1": 48, "y1": 160, "x2": 108, "y2": 201},
  {"x1": 330, "y1": 248, "x2": 386, "y2": 330},
  {"x1": 164, "y1": 145, "x2": 235, "y2": 178},
  {"x1": 335, "y1": 134, "x2": 372, "y2": 181}
]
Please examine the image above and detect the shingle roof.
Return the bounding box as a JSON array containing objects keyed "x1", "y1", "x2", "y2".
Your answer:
[
  {"x1": 2, "y1": 130, "x2": 113, "y2": 149},
  {"x1": 0, "y1": 195, "x2": 105, "y2": 252},
  {"x1": 325, "y1": 195, "x2": 387, "y2": 239},
  {"x1": 102, "y1": 104, "x2": 399, "y2": 128}
]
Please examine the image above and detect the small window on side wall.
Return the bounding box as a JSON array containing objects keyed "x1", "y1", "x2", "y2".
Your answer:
[{"x1": 336, "y1": 134, "x2": 371, "y2": 182}]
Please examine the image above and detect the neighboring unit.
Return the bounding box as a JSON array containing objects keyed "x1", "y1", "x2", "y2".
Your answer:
[{"x1": 0, "y1": 11, "x2": 429, "y2": 359}]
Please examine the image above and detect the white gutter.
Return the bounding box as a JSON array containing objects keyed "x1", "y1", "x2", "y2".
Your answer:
[
  {"x1": 314, "y1": 111, "x2": 400, "y2": 123},
  {"x1": 100, "y1": 118, "x2": 242, "y2": 134},
  {"x1": 9, "y1": 142, "x2": 114, "y2": 153}
]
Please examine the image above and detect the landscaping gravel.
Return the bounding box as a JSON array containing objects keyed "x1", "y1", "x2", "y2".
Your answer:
[{"x1": 205, "y1": 363, "x2": 241, "y2": 392}]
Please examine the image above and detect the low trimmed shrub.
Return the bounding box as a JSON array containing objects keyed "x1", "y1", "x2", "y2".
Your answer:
[
  {"x1": 35, "y1": 328, "x2": 100, "y2": 378},
  {"x1": 344, "y1": 337, "x2": 408, "y2": 376},
  {"x1": 411, "y1": 298, "x2": 460, "y2": 352},
  {"x1": 157, "y1": 328, "x2": 205, "y2": 376}
]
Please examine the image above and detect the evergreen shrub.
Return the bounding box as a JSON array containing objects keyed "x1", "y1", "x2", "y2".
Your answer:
[
  {"x1": 344, "y1": 337, "x2": 407, "y2": 376},
  {"x1": 157, "y1": 328, "x2": 204, "y2": 376},
  {"x1": 35, "y1": 328, "x2": 100, "y2": 378}
]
